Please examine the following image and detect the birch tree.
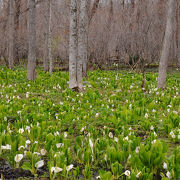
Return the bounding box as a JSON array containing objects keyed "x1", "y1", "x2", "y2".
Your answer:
[
  {"x1": 69, "y1": 0, "x2": 78, "y2": 90},
  {"x1": 8, "y1": 0, "x2": 14, "y2": 69},
  {"x1": 43, "y1": 0, "x2": 49, "y2": 72},
  {"x1": 81, "y1": 0, "x2": 90, "y2": 78},
  {"x1": 27, "y1": 0, "x2": 36, "y2": 80},
  {"x1": 77, "y1": 0, "x2": 89, "y2": 88},
  {"x1": 177, "y1": 0, "x2": 180, "y2": 68},
  {"x1": 42, "y1": 0, "x2": 53, "y2": 74},
  {"x1": 48, "y1": 0, "x2": 53, "y2": 75},
  {"x1": 14, "y1": 0, "x2": 21, "y2": 65},
  {"x1": 69, "y1": 0, "x2": 89, "y2": 91},
  {"x1": 157, "y1": 0, "x2": 175, "y2": 89},
  {"x1": 78, "y1": 0, "x2": 99, "y2": 79},
  {"x1": 90, "y1": 0, "x2": 99, "y2": 22},
  {"x1": 81, "y1": 0, "x2": 100, "y2": 77}
]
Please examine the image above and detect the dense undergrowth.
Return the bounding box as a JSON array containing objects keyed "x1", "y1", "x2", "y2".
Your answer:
[{"x1": 0, "y1": 66, "x2": 179, "y2": 179}]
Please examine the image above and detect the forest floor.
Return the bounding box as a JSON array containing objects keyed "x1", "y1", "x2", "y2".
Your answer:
[{"x1": 0, "y1": 66, "x2": 179, "y2": 179}]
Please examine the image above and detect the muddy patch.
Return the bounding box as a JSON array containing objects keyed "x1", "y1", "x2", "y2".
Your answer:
[{"x1": 0, "y1": 158, "x2": 34, "y2": 179}]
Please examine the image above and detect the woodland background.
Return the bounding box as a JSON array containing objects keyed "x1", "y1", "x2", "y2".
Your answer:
[{"x1": 0, "y1": 0, "x2": 179, "y2": 69}]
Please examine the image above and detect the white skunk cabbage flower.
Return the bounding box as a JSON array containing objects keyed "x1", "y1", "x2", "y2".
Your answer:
[
  {"x1": 66, "y1": 164, "x2": 74, "y2": 172},
  {"x1": 89, "y1": 138, "x2": 93, "y2": 151},
  {"x1": 1, "y1": 144, "x2": 11, "y2": 150},
  {"x1": 163, "y1": 162, "x2": 167, "y2": 169},
  {"x1": 51, "y1": 167, "x2": 63, "y2": 174},
  {"x1": 14, "y1": 154, "x2": 23, "y2": 163},
  {"x1": 35, "y1": 160, "x2": 44, "y2": 169},
  {"x1": 125, "y1": 170, "x2": 131, "y2": 177},
  {"x1": 40, "y1": 149, "x2": 47, "y2": 156},
  {"x1": 18, "y1": 128, "x2": 24, "y2": 134}
]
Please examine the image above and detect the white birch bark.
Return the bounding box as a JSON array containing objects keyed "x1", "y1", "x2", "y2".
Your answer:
[
  {"x1": 177, "y1": 1, "x2": 180, "y2": 68},
  {"x1": 8, "y1": 0, "x2": 14, "y2": 69},
  {"x1": 90, "y1": 0, "x2": 100, "y2": 22},
  {"x1": 27, "y1": 0, "x2": 36, "y2": 80},
  {"x1": 14, "y1": 0, "x2": 21, "y2": 65},
  {"x1": 77, "y1": 0, "x2": 88, "y2": 89},
  {"x1": 82, "y1": 0, "x2": 90, "y2": 78},
  {"x1": 48, "y1": 0, "x2": 53, "y2": 75},
  {"x1": 157, "y1": 0, "x2": 175, "y2": 88},
  {"x1": 69, "y1": 0, "x2": 78, "y2": 89},
  {"x1": 43, "y1": 0, "x2": 49, "y2": 72}
]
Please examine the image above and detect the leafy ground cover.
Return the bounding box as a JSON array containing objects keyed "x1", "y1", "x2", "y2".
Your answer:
[{"x1": 0, "y1": 66, "x2": 179, "y2": 179}]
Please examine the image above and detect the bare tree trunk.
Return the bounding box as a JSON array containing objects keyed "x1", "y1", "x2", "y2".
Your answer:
[
  {"x1": 121, "y1": 0, "x2": 125, "y2": 9},
  {"x1": 27, "y1": 0, "x2": 36, "y2": 81},
  {"x1": 89, "y1": 0, "x2": 99, "y2": 23},
  {"x1": 77, "y1": 0, "x2": 89, "y2": 88},
  {"x1": 14, "y1": 0, "x2": 21, "y2": 65},
  {"x1": 157, "y1": 0, "x2": 175, "y2": 88},
  {"x1": 43, "y1": 0, "x2": 49, "y2": 72},
  {"x1": 69, "y1": 0, "x2": 78, "y2": 90},
  {"x1": 177, "y1": 0, "x2": 180, "y2": 68},
  {"x1": 8, "y1": 0, "x2": 14, "y2": 69},
  {"x1": 82, "y1": 0, "x2": 90, "y2": 78},
  {"x1": 48, "y1": 0, "x2": 53, "y2": 75}
]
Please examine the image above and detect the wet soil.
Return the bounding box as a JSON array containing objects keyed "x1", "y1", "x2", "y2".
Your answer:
[
  {"x1": 0, "y1": 157, "x2": 52, "y2": 179},
  {"x1": 0, "y1": 158, "x2": 34, "y2": 179},
  {"x1": 0, "y1": 154, "x2": 52, "y2": 180}
]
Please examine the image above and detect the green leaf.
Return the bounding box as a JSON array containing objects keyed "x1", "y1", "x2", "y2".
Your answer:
[{"x1": 22, "y1": 162, "x2": 32, "y2": 172}]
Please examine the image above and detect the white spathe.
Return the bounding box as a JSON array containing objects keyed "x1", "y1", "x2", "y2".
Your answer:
[
  {"x1": 14, "y1": 154, "x2": 23, "y2": 163},
  {"x1": 51, "y1": 166, "x2": 63, "y2": 174},
  {"x1": 40, "y1": 149, "x2": 47, "y2": 156},
  {"x1": 125, "y1": 170, "x2": 131, "y2": 177},
  {"x1": 66, "y1": 164, "x2": 74, "y2": 172},
  {"x1": 35, "y1": 160, "x2": 44, "y2": 169},
  {"x1": 1, "y1": 144, "x2": 11, "y2": 150}
]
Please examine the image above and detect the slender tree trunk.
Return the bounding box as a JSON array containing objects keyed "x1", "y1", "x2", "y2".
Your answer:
[
  {"x1": 157, "y1": 0, "x2": 175, "y2": 88},
  {"x1": 77, "y1": 0, "x2": 89, "y2": 88},
  {"x1": 83, "y1": 0, "x2": 91, "y2": 78},
  {"x1": 48, "y1": 0, "x2": 53, "y2": 75},
  {"x1": 122, "y1": 0, "x2": 125, "y2": 9},
  {"x1": 14, "y1": 0, "x2": 21, "y2": 65},
  {"x1": 69, "y1": 0, "x2": 78, "y2": 89},
  {"x1": 27, "y1": 0, "x2": 36, "y2": 80},
  {"x1": 89, "y1": 0, "x2": 99, "y2": 23},
  {"x1": 43, "y1": 0, "x2": 49, "y2": 72},
  {"x1": 8, "y1": 0, "x2": 14, "y2": 69},
  {"x1": 79, "y1": 0, "x2": 90, "y2": 78},
  {"x1": 177, "y1": 0, "x2": 180, "y2": 68}
]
